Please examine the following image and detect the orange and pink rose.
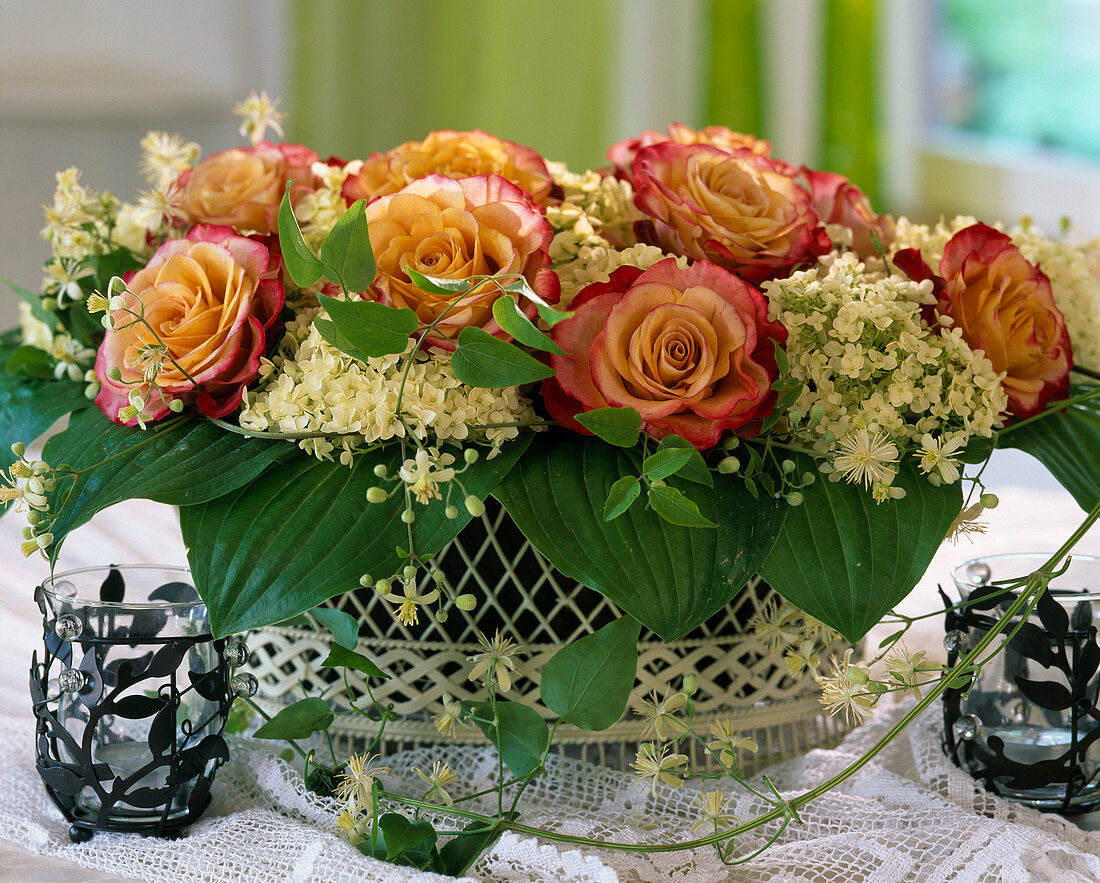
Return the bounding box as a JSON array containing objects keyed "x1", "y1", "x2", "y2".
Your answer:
[
  {"x1": 630, "y1": 143, "x2": 830, "y2": 284},
  {"x1": 543, "y1": 258, "x2": 787, "y2": 449},
  {"x1": 801, "y1": 167, "x2": 894, "y2": 259},
  {"x1": 894, "y1": 223, "x2": 1072, "y2": 418},
  {"x1": 363, "y1": 174, "x2": 559, "y2": 349},
  {"x1": 95, "y1": 224, "x2": 284, "y2": 425},
  {"x1": 343, "y1": 129, "x2": 554, "y2": 206},
  {"x1": 176, "y1": 141, "x2": 319, "y2": 235},
  {"x1": 607, "y1": 123, "x2": 773, "y2": 177}
]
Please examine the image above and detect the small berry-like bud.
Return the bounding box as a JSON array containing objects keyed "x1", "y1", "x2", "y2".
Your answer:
[
  {"x1": 401, "y1": 508, "x2": 416, "y2": 524},
  {"x1": 782, "y1": 459, "x2": 795, "y2": 473},
  {"x1": 373, "y1": 464, "x2": 388, "y2": 478},
  {"x1": 402, "y1": 564, "x2": 417, "y2": 581},
  {"x1": 374, "y1": 578, "x2": 393, "y2": 594},
  {"x1": 980, "y1": 493, "x2": 999, "y2": 509},
  {"x1": 463, "y1": 448, "x2": 479, "y2": 464},
  {"x1": 435, "y1": 609, "x2": 449, "y2": 623},
  {"x1": 464, "y1": 495, "x2": 485, "y2": 517},
  {"x1": 682, "y1": 673, "x2": 698, "y2": 696},
  {"x1": 721, "y1": 436, "x2": 740, "y2": 450},
  {"x1": 168, "y1": 398, "x2": 184, "y2": 413},
  {"x1": 107, "y1": 367, "x2": 122, "y2": 381},
  {"x1": 444, "y1": 505, "x2": 459, "y2": 519},
  {"x1": 359, "y1": 574, "x2": 372, "y2": 588},
  {"x1": 785, "y1": 491, "x2": 804, "y2": 507},
  {"x1": 42, "y1": 297, "x2": 58, "y2": 312},
  {"x1": 455, "y1": 594, "x2": 477, "y2": 611},
  {"x1": 366, "y1": 486, "x2": 388, "y2": 504},
  {"x1": 431, "y1": 570, "x2": 445, "y2": 584},
  {"x1": 717, "y1": 457, "x2": 739, "y2": 474},
  {"x1": 11, "y1": 442, "x2": 25, "y2": 457}
]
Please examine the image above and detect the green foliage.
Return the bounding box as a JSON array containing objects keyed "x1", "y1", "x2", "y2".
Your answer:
[
  {"x1": 3, "y1": 278, "x2": 57, "y2": 331},
  {"x1": 1000, "y1": 384, "x2": 1100, "y2": 511},
  {"x1": 491, "y1": 295, "x2": 563, "y2": 355},
  {"x1": 310, "y1": 605, "x2": 360, "y2": 649},
  {"x1": 642, "y1": 447, "x2": 694, "y2": 482},
  {"x1": 318, "y1": 198, "x2": 375, "y2": 292},
  {"x1": 320, "y1": 644, "x2": 390, "y2": 679},
  {"x1": 406, "y1": 269, "x2": 469, "y2": 293},
  {"x1": 277, "y1": 185, "x2": 324, "y2": 287},
  {"x1": 41, "y1": 410, "x2": 292, "y2": 561},
  {"x1": 181, "y1": 436, "x2": 530, "y2": 636},
  {"x1": 759, "y1": 455, "x2": 962, "y2": 643},
  {"x1": 378, "y1": 814, "x2": 438, "y2": 866},
  {"x1": 439, "y1": 821, "x2": 502, "y2": 877},
  {"x1": 5, "y1": 345, "x2": 54, "y2": 379},
  {"x1": 602, "y1": 475, "x2": 640, "y2": 521},
  {"x1": 450, "y1": 326, "x2": 555, "y2": 388},
  {"x1": 473, "y1": 700, "x2": 549, "y2": 778},
  {"x1": 494, "y1": 432, "x2": 785, "y2": 640},
  {"x1": 316, "y1": 294, "x2": 417, "y2": 361},
  {"x1": 655, "y1": 435, "x2": 713, "y2": 486},
  {"x1": 252, "y1": 697, "x2": 334, "y2": 740},
  {"x1": 540, "y1": 615, "x2": 640, "y2": 730},
  {"x1": 574, "y1": 407, "x2": 642, "y2": 447},
  {"x1": 647, "y1": 483, "x2": 717, "y2": 528}
]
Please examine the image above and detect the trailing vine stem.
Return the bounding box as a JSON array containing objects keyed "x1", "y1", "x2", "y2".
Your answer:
[{"x1": 374, "y1": 496, "x2": 1100, "y2": 855}]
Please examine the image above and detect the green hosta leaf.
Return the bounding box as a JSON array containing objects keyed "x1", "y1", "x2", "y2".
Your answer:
[
  {"x1": 182, "y1": 435, "x2": 530, "y2": 636},
  {"x1": 494, "y1": 432, "x2": 785, "y2": 640},
  {"x1": 320, "y1": 643, "x2": 390, "y2": 679},
  {"x1": 642, "y1": 447, "x2": 694, "y2": 482},
  {"x1": 759, "y1": 454, "x2": 962, "y2": 644},
  {"x1": 319, "y1": 198, "x2": 375, "y2": 292},
  {"x1": 89, "y1": 248, "x2": 144, "y2": 288},
  {"x1": 491, "y1": 296, "x2": 563, "y2": 355},
  {"x1": 316, "y1": 294, "x2": 417, "y2": 360},
  {"x1": 656, "y1": 435, "x2": 713, "y2": 487},
  {"x1": 574, "y1": 407, "x2": 642, "y2": 447},
  {"x1": 1000, "y1": 384, "x2": 1100, "y2": 511},
  {"x1": 450, "y1": 326, "x2": 555, "y2": 388},
  {"x1": 540, "y1": 615, "x2": 640, "y2": 730},
  {"x1": 6, "y1": 345, "x2": 54, "y2": 379},
  {"x1": 648, "y1": 483, "x2": 717, "y2": 528},
  {"x1": 603, "y1": 475, "x2": 641, "y2": 521},
  {"x1": 473, "y1": 700, "x2": 549, "y2": 778},
  {"x1": 379, "y1": 813, "x2": 438, "y2": 865},
  {"x1": 0, "y1": 364, "x2": 91, "y2": 517},
  {"x1": 3, "y1": 277, "x2": 57, "y2": 331},
  {"x1": 42, "y1": 410, "x2": 292, "y2": 560},
  {"x1": 310, "y1": 606, "x2": 359, "y2": 649},
  {"x1": 277, "y1": 185, "x2": 324, "y2": 287},
  {"x1": 253, "y1": 697, "x2": 334, "y2": 740}
]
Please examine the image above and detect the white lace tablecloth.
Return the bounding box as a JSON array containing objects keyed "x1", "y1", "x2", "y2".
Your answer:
[{"x1": 2, "y1": 472, "x2": 1100, "y2": 882}]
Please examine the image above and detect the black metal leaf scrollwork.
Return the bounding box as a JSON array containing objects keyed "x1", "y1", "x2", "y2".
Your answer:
[
  {"x1": 942, "y1": 584, "x2": 1100, "y2": 814},
  {"x1": 31, "y1": 571, "x2": 240, "y2": 840}
]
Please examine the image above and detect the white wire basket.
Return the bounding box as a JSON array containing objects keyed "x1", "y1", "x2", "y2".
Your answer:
[{"x1": 248, "y1": 499, "x2": 849, "y2": 771}]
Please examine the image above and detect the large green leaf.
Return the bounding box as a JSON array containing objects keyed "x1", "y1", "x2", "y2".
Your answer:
[
  {"x1": 473, "y1": 700, "x2": 549, "y2": 778},
  {"x1": 181, "y1": 436, "x2": 530, "y2": 636},
  {"x1": 540, "y1": 615, "x2": 640, "y2": 730},
  {"x1": 1000, "y1": 384, "x2": 1100, "y2": 512},
  {"x1": 493, "y1": 432, "x2": 785, "y2": 641},
  {"x1": 0, "y1": 340, "x2": 92, "y2": 514},
  {"x1": 41, "y1": 410, "x2": 292, "y2": 557},
  {"x1": 758, "y1": 455, "x2": 962, "y2": 643}
]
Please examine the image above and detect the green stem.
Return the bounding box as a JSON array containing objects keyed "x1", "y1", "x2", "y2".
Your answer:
[
  {"x1": 205, "y1": 416, "x2": 371, "y2": 442},
  {"x1": 1071, "y1": 365, "x2": 1100, "y2": 382},
  {"x1": 997, "y1": 385, "x2": 1100, "y2": 436}
]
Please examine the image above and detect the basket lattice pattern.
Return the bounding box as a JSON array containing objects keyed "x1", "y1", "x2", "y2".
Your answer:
[{"x1": 248, "y1": 500, "x2": 849, "y2": 771}]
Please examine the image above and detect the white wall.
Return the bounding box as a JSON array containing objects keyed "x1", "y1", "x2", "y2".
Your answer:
[{"x1": 0, "y1": 0, "x2": 286, "y2": 329}]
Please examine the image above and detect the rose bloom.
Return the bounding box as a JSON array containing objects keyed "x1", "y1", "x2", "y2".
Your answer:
[
  {"x1": 800, "y1": 167, "x2": 894, "y2": 258},
  {"x1": 343, "y1": 129, "x2": 553, "y2": 205},
  {"x1": 894, "y1": 223, "x2": 1072, "y2": 418},
  {"x1": 176, "y1": 141, "x2": 319, "y2": 235},
  {"x1": 607, "y1": 123, "x2": 772, "y2": 177},
  {"x1": 631, "y1": 143, "x2": 830, "y2": 284},
  {"x1": 363, "y1": 174, "x2": 559, "y2": 349},
  {"x1": 95, "y1": 224, "x2": 284, "y2": 425},
  {"x1": 543, "y1": 258, "x2": 787, "y2": 448}
]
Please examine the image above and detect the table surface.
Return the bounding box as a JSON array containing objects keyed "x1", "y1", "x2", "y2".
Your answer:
[{"x1": 1, "y1": 448, "x2": 1099, "y2": 881}]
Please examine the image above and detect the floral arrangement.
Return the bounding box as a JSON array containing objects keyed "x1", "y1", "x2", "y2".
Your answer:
[{"x1": 4, "y1": 94, "x2": 1100, "y2": 871}]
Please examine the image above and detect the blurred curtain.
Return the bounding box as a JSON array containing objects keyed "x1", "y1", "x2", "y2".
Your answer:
[
  {"x1": 289, "y1": 0, "x2": 878, "y2": 196},
  {"x1": 287, "y1": 0, "x2": 616, "y2": 171}
]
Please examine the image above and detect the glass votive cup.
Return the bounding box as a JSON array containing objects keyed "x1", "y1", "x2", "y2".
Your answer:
[
  {"x1": 31, "y1": 565, "x2": 247, "y2": 840},
  {"x1": 942, "y1": 553, "x2": 1100, "y2": 814}
]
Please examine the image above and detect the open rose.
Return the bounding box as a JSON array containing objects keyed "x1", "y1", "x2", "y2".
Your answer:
[
  {"x1": 607, "y1": 123, "x2": 773, "y2": 177},
  {"x1": 630, "y1": 143, "x2": 830, "y2": 283},
  {"x1": 363, "y1": 174, "x2": 559, "y2": 349},
  {"x1": 343, "y1": 129, "x2": 553, "y2": 205},
  {"x1": 893, "y1": 223, "x2": 1072, "y2": 418},
  {"x1": 95, "y1": 224, "x2": 284, "y2": 425},
  {"x1": 543, "y1": 258, "x2": 787, "y2": 448},
  {"x1": 176, "y1": 141, "x2": 319, "y2": 235},
  {"x1": 801, "y1": 168, "x2": 894, "y2": 258}
]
